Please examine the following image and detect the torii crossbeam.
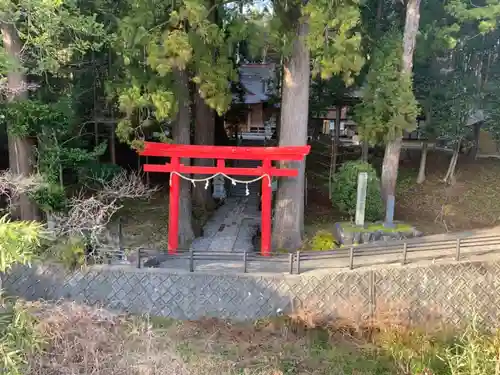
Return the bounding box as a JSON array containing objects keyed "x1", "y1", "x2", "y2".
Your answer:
[{"x1": 140, "y1": 142, "x2": 310, "y2": 255}]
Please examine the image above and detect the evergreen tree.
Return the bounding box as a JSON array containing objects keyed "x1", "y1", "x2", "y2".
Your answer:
[
  {"x1": 0, "y1": 0, "x2": 106, "y2": 220},
  {"x1": 271, "y1": 0, "x2": 365, "y2": 249}
]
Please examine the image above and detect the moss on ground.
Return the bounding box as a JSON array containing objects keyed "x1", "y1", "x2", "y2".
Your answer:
[
  {"x1": 309, "y1": 230, "x2": 339, "y2": 251},
  {"x1": 340, "y1": 222, "x2": 414, "y2": 234}
]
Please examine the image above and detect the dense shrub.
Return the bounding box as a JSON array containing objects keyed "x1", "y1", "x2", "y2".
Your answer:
[
  {"x1": 80, "y1": 162, "x2": 124, "y2": 184},
  {"x1": 331, "y1": 161, "x2": 384, "y2": 221},
  {"x1": 0, "y1": 215, "x2": 44, "y2": 375},
  {"x1": 29, "y1": 183, "x2": 68, "y2": 214},
  {"x1": 0, "y1": 215, "x2": 42, "y2": 271}
]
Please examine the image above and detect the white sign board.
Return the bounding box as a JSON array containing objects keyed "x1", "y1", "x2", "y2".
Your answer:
[{"x1": 355, "y1": 172, "x2": 368, "y2": 227}]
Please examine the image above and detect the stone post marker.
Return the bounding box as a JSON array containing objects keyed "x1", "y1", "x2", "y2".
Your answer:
[
  {"x1": 355, "y1": 172, "x2": 368, "y2": 227},
  {"x1": 384, "y1": 194, "x2": 395, "y2": 228}
]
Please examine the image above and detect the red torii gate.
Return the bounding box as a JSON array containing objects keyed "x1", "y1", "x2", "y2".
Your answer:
[{"x1": 140, "y1": 142, "x2": 310, "y2": 256}]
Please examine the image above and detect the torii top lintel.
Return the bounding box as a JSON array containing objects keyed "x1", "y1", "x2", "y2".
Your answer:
[{"x1": 140, "y1": 142, "x2": 311, "y2": 161}]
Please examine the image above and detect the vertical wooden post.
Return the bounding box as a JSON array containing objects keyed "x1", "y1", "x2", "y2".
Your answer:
[
  {"x1": 168, "y1": 157, "x2": 180, "y2": 253},
  {"x1": 261, "y1": 159, "x2": 272, "y2": 256},
  {"x1": 110, "y1": 123, "x2": 116, "y2": 164}
]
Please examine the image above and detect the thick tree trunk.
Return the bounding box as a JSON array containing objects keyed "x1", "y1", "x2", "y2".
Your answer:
[
  {"x1": 193, "y1": 89, "x2": 216, "y2": 212},
  {"x1": 214, "y1": 114, "x2": 228, "y2": 146},
  {"x1": 192, "y1": 0, "x2": 217, "y2": 211},
  {"x1": 471, "y1": 122, "x2": 481, "y2": 160},
  {"x1": 272, "y1": 19, "x2": 310, "y2": 251},
  {"x1": 329, "y1": 106, "x2": 341, "y2": 200},
  {"x1": 361, "y1": 141, "x2": 369, "y2": 162},
  {"x1": 333, "y1": 106, "x2": 341, "y2": 171},
  {"x1": 174, "y1": 69, "x2": 195, "y2": 247},
  {"x1": 110, "y1": 123, "x2": 116, "y2": 164},
  {"x1": 381, "y1": 136, "x2": 403, "y2": 199},
  {"x1": 416, "y1": 140, "x2": 428, "y2": 184},
  {"x1": 1, "y1": 23, "x2": 39, "y2": 221},
  {"x1": 381, "y1": 0, "x2": 421, "y2": 202}
]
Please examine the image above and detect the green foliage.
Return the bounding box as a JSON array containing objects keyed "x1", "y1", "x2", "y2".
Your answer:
[
  {"x1": 355, "y1": 30, "x2": 419, "y2": 145},
  {"x1": 0, "y1": 297, "x2": 44, "y2": 375},
  {"x1": 304, "y1": 0, "x2": 365, "y2": 84},
  {"x1": 0, "y1": 215, "x2": 42, "y2": 273},
  {"x1": 0, "y1": 200, "x2": 44, "y2": 375},
  {"x1": 443, "y1": 319, "x2": 500, "y2": 375},
  {"x1": 0, "y1": 98, "x2": 108, "y2": 192},
  {"x1": 0, "y1": 216, "x2": 43, "y2": 374},
  {"x1": 331, "y1": 161, "x2": 383, "y2": 222},
  {"x1": 377, "y1": 318, "x2": 500, "y2": 375},
  {"x1": 377, "y1": 326, "x2": 450, "y2": 375},
  {"x1": 0, "y1": 0, "x2": 107, "y2": 76},
  {"x1": 29, "y1": 184, "x2": 68, "y2": 214},
  {"x1": 310, "y1": 230, "x2": 338, "y2": 251},
  {"x1": 428, "y1": 53, "x2": 476, "y2": 146},
  {"x1": 49, "y1": 236, "x2": 87, "y2": 270},
  {"x1": 415, "y1": 0, "x2": 500, "y2": 144},
  {"x1": 79, "y1": 162, "x2": 124, "y2": 184},
  {"x1": 110, "y1": 0, "x2": 243, "y2": 146},
  {"x1": 0, "y1": 99, "x2": 72, "y2": 138}
]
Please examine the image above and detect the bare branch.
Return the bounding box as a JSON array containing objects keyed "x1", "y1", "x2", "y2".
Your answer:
[
  {"x1": 0, "y1": 170, "x2": 46, "y2": 208},
  {"x1": 52, "y1": 193, "x2": 121, "y2": 245},
  {"x1": 52, "y1": 171, "x2": 158, "y2": 246},
  {"x1": 97, "y1": 170, "x2": 159, "y2": 200}
]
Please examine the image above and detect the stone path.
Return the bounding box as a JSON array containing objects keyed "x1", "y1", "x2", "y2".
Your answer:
[
  {"x1": 158, "y1": 196, "x2": 268, "y2": 272},
  {"x1": 188, "y1": 196, "x2": 260, "y2": 253},
  {"x1": 158, "y1": 157, "x2": 265, "y2": 269}
]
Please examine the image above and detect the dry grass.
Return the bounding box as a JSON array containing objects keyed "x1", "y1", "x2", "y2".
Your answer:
[
  {"x1": 167, "y1": 315, "x2": 393, "y2": 375},
  {"x1": 13, "y1": 298, "x2": 500, "y2": 375},
  {"x1": 18, "y1": 300, "x2": 397, "y2": 375},
  {"x1": 23, "y1": 301, "x2": 190, "y2": 375}
]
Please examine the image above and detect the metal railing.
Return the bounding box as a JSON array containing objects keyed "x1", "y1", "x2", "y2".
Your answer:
[{"x1": 99, "y1": 233, "x2": 500, "y2": 275}]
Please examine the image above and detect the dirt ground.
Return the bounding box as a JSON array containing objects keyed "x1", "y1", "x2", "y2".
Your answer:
[
  {"x1": 305, "y1": 143, "x2": 500, "y2": 237},
  {"x1": 395, "y1": 151, "x2": 500, "y2": 234},
  {"x1": 111, "y1": 187, "x2": 210, "y2": 252}
]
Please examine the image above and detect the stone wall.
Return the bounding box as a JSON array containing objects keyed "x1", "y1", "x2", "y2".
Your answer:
[{"x1": 3, "y1": 260, "x2": 500, "y2": 325}]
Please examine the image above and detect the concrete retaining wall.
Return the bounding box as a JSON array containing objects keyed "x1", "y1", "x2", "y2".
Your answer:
[{"x1": 3, "y1": 260, "x2": 500, "y2": 325}]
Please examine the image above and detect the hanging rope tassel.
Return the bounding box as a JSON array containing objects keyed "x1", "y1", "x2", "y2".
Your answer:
[{"x1": 166, "y1": 171, "x2": 271, "y2": 196}]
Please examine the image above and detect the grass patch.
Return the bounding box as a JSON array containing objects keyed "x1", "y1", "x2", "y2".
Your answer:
[{"x1": 340, "y1": 222, "x2": 414, "y2": 234}]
